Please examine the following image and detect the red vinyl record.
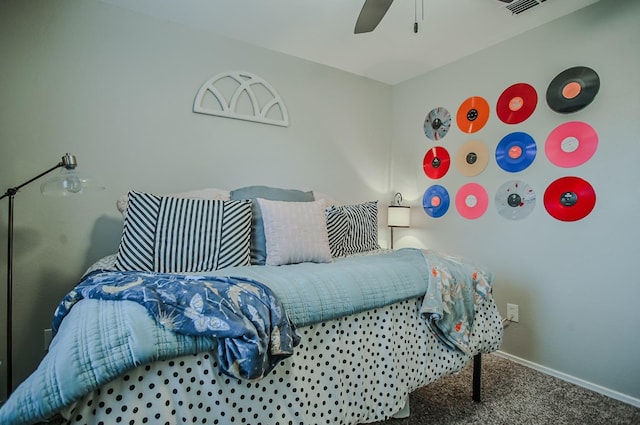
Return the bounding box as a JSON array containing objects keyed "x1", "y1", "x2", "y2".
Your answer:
[
  {"x1": 423, "y1": 146, "x2": 451, "y2": 179},
  {"x1": 455, "y1": 183, "x2": 489, "y2": 220},
  {"x1": 544, "y1": 176, "x2": 596, "y2": 222},
  {"x1": 496, "y1": 83, "x2": 538, "y2": 124},
  {"x1": 545, "y1": 121, "x2": 598, "y2": 168},
  {"x1": 456, "y1": 96, "x2": 490, "y2": 133}
]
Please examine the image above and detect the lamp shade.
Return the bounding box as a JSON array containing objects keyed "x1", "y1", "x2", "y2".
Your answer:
[
  {"x1": 387, "y1": 205, "x2": 410, "y2": 228},
  {"x1": 40, "y1": 169, "x2": 87, "y2": 196},
  {"x1": 40, "y1": 154, "x2": 104, "y2": 196}
]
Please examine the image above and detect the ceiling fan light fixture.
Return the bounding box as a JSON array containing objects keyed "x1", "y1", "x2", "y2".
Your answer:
[
  {"x1": 413, "y1": 0, "x2": 424, "y2": 34},
  {"x1": 354, "y1": 0, "x2": 394, "y2": 34}
]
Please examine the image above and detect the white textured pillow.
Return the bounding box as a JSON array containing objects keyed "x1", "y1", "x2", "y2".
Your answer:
[
  {"x1": 257, "y1": 198, "x2": 332, "y2": 266},
  {"x1": 311, "y1": 191, "x2": 340, "y2": 207},
  {"x1": 116, "y1": 188, "x2": 230, "y2": 217}
]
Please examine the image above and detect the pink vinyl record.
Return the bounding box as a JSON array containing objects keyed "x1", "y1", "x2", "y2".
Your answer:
[
  {"x1": 545, "y1": 121, "x2": 598, "y2": 167},
  {"x1": 455, "y1": 183, "x2": 489, "y2": 219}
]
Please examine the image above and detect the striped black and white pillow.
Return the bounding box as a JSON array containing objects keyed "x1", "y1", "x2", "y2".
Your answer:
[
  {"x1": 115, "y1": 191, "x2": 252, "y2": 273},
  {"x1": 325, "y1": 206, "x2": 349, "y2": 257},
  {"x1": 325, "y1": 201, "x2": 380, "y2": 257}
]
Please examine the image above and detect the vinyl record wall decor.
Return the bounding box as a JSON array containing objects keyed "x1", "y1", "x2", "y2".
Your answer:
[
  {"x1": 545, "y1": 121, "x2": 598, "y2": 168},
  {"x1": 424, "y1": 107, "x2": 452, "y2": 141},
  {"x1": 418, "y1": 65, "x2": 599, "y2": 221},
  {"x1": 546, "y1": 66, "x2": 599, "y2": 113},
  {"x1": 496, "y1": 83, "x2": 538, "y2": 125},
  {"x1": 495, "y1": 132, "x2": 537, "y2": 173},
  {"x1": 456, "y1": 183, "x2": 489, "y2": 219},
  {"x1": 455, "y1": 140, "x2": 489, "y2": 177},
  {"x1": 423, "y1": 146, "x2": 451, "y2": 179},
  {"x1": 456, "y1": 96, "x2": 490, "y2": 133},
  {"x1": 422, "y1": 185, "x2": 450, "y2": 218}
]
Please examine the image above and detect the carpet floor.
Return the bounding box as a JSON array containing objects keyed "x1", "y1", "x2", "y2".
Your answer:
[{"x1": 373, "y1": 353, "x2": 640, "y2": 425}]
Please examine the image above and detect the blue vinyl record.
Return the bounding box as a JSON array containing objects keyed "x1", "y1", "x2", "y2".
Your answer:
[
  {"x1": 422, "y1": 185, "x2": 450, "y2": 218},
  {"x1": 495, "y1": 131, "x2": 537, "y2": 172}
]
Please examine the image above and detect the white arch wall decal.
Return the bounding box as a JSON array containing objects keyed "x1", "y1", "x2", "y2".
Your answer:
[{"x1": 193, "y1": 71, "x2": 289, "y2": 127}]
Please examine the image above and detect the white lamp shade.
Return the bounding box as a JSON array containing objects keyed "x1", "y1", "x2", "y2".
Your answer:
[
  {"x1": 40, "y1": 169, "x2": 87, "y2": 196},
  {"x1": 40, "y1": 169, "x2": 104, "y2": 196},
  {"x1": 388, "y1": 206, "x2": 410, "y2": 227}
]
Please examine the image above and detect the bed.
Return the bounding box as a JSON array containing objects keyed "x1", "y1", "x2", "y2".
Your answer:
[{"x1": 0, "y1": 186, "x2": 503, "y2": 425}]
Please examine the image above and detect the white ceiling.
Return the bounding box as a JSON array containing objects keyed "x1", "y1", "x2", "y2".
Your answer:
[{"x1": 98, "y1": 0, "x2": 599, "y2": 85}]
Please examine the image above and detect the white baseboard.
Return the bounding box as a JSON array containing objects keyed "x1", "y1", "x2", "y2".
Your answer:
[{"x1": 493, "y1": 351, "x2": 640, "y2": 409}]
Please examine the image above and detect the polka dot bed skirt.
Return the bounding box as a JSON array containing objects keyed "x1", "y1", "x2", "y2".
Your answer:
[{"x1": 60, "y1": 296, "x2": 503, "y2": 425}]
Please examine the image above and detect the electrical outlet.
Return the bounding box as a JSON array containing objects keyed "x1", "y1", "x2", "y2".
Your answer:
[
  {"x1": 44, "y1": 329, "x2": 53, "y2": 351},
  {"x1": 506, "y1": 303, "x2": 519, "y2": 323}
]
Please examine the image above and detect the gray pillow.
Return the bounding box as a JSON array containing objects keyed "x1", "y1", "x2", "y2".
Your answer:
[{"x1": 229, "y1": 186, "x2": 314, "y2": 265}]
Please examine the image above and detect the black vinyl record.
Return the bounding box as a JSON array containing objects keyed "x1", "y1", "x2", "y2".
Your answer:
[{"x1": 546, "y1": 66, "x2": 600, "y2": 113}]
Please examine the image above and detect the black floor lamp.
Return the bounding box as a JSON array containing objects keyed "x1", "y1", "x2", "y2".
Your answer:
[{"x1": 1, "y1": 153, "x2": 89, "y2": 398}]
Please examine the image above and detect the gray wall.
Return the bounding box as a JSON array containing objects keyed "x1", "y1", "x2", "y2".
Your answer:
[
  {"x1": 1, "y1": 0, "x2": 639, "y2": 408},
  {"x1": 0, "y1": 0, "x2": 392, "y2": 398},
  {"x1": 391, "y1": 0, "x2": 640, "y2": 403}
]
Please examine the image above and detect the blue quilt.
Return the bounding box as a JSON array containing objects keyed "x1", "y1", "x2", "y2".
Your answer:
[
  {"x1": 0, "y1": 248, "x2": 493, "y2": 425},
  {"x1": 201, "y1": 248, "x2": 434, "y2": 327}
]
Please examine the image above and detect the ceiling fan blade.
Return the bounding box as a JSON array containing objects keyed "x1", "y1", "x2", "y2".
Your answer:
[{"x1": 354, "y1": 0, "x2": 394, "y2": 34}]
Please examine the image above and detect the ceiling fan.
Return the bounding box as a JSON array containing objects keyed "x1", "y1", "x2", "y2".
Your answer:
[{"x1": 354, "y1": 0, "x2": 394, "y2": 34}]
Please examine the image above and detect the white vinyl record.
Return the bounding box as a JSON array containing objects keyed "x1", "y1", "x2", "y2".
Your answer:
[{"x1": 495, "y1": 180, "x2": 536, "y2": 220}]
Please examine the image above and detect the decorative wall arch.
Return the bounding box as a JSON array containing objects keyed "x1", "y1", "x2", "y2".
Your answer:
[{"x1": 193, "y1": 71, "x2": 289, "y2": 127}]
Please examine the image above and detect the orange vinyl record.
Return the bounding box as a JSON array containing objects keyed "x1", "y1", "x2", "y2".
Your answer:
[
  {"x1": 423, "y1": 146, "x2": 451, "y2": 179},
  {"x1": 456, "y1": 96, "x2": 490, "y2": 133},
  {"x1": 496, "y1": 83, "x2": 538, "y2": 124},
  {"x1": 543, "y1": 176, "x2": 596, "y2": 222}
]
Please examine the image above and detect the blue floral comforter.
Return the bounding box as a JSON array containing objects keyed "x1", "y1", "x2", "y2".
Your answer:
[
  {"x1": 420, "y1": 250, "x2": 493, "y2": 354},
  {"x1": 53, "y1": 270, "x2": 300, "y2": 379},
  {"x1": 0, "y1": 271, "x2": 299, "y2": 425}
]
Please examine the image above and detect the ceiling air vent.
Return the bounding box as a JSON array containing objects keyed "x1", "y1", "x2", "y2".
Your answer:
[{"x1": 498, "y1": 0, "x2": 548, "y2": 15}]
